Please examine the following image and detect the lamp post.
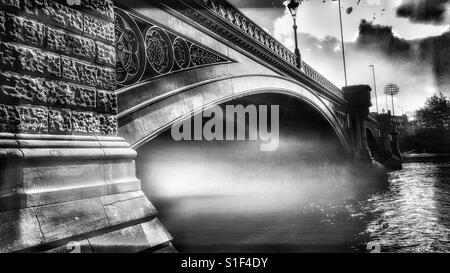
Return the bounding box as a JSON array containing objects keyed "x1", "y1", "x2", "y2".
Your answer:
[
  {"x1": 287, "y1": 0, "x2": 303, "y2": 70},
  {"x1": 338, "y1": 0, "x2": 348, "y2": 87},
  {"x1": 369, "y1": 65, "x2": 379, "y2": 113}
]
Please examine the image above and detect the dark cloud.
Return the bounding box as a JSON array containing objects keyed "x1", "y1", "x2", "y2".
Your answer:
[
  {"x1": 396, "y1": 0, "x2": 450, "y2": 24},
  {"x1": 355, "y1": 20, "x2": 414, "y2": 61},
  {"x1": 354, "y1": 20, "x2": 450, "y2": 92},
  {"x1": 420, "y1": 32, "x2": 450, "y2": 91}
]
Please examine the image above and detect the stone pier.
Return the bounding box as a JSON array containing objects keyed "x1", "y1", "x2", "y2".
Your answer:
[{"x1": 0, "y1": 0, "x2": 173, "y2": 253}]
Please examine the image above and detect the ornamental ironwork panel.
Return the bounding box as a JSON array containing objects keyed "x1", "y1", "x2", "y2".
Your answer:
[{"x1": 115, "y1": 7, "x2": 233, "y2": 88}]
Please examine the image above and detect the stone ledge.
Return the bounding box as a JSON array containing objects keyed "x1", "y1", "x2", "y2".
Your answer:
[
  {"x1": 0, "y1": 134, "x2": 133, "y2": 149},
  {"x1": 1, "y1": 157, "x2": 140, "y2": 211},
  {"x1": 0, "y1": 207, "x2": 44, "y2": 253},
  {"x1": 42, "y1": 218, "x2": 172, "y2": 253},
  {"x1": 153, "y1": 243, "x2": 178, "y2": 253},
  {"x1": 34, "y1": 197, "x2": 110, "y2": 242},
  {"x1": 0, "y1": 192, "x2": 165, "y2": 252},
  {"x1": 105, "y1": 179, "x2": 141, "y2": 195},
  {"x1": 17, "y1": 147, "x2": 136, "y2": 160},
  {"x1": 101, "y1": 191, "x2": 157, "y2": 226},
  {"x1": 87, "y1": 218, "x2": 172, "y2": 253}
]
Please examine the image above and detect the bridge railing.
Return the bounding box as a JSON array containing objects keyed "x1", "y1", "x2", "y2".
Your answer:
[
  {"x1": 192, "y1": 0, "x2": 344, "y2": 98},
  {"x1": 302, "y1": 63, "x2": 343, "y2": 98}
]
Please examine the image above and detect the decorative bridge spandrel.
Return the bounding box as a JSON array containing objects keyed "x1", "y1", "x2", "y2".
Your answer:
[{"x1": 114, "y1": 0, "x2": 345, "y2": 103}]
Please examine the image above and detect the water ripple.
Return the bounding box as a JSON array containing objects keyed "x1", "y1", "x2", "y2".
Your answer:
[{"x1": 359, "y1": 161, "x2": 450, "y2": 253}]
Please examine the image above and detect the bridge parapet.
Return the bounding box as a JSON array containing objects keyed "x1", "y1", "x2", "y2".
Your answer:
[{"x1": 172, "y1": 0, "x2": 344, "y2": 100}]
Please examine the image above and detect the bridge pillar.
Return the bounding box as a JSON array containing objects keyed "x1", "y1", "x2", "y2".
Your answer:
[
  {"x1": 343, "y1": 85, "x2": 373, "y2": 162},
  {"x1": 377, "y1": 113, "x2": 403, "y2": 170},
  {"x1": 0, "y1": 0, "x2": 172, "y2": 253}
]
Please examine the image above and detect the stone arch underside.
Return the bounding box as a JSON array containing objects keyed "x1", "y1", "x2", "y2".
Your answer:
[
  {"x1": 117, "y1": 75, "x2": 351, "y2": 152},
  {"x1": 130, "y1": 89, "x2": 357, "y2": 252}
]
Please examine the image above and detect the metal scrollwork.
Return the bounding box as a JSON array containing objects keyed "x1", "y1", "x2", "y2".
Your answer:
[
  {"x1": 114, "y1": 7, "x2": 232, "y2": 87},
  {"x1": 115, "y1": 9, "x2": 145, "y2": 86},
  {"x1": 173, "y1": 38, "x2": 190, "y2": 69},
  {"x1": 145, "y1": 27, "x2": 173, "y2": 74},
  {"x1": 190, "y1": 45, "x2": 222, "y2": 66}
]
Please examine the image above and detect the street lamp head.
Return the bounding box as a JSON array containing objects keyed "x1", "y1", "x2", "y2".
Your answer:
[
  {"x1": 287, "y1": 0, "x2": 301, "y2": 20},
  {"x1": 384, "y1": 83, "x2": 400, "y2": 96}
]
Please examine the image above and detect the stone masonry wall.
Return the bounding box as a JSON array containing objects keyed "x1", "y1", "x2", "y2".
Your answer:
[{"x1": 0, "y1": 0, "x2": 117, "y2": 136}]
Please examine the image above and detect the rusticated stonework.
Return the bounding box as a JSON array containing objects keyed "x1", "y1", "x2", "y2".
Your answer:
[
  {"x1": 97, "y1": 90, "x2": 118, "y2": 114},
  {"x1": 18, "y1": 105, "x2": 48, "y2": 133},
  {"x1": 72, "y1": 111, "x2": 100, "y2": 134},
  {"x1": 114, "y1": 7, "x2": 233, "y2": 87},
  {"x1": 49, "y1": 108, "x2": 72, "y2": 133},
  {"x1": 0, "y1": 104, "x2": 19, "y2": 133},
  {"x1": 0, "y1": 0, "x2": 117, "y2": 136},
  {"x1": 0, "y1": 72, "x2": 48, "y2": 104}
]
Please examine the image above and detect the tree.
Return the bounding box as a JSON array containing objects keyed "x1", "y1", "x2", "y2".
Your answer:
[{"x1": 415, "y1": 93, "x2": 450, "y2": 130}]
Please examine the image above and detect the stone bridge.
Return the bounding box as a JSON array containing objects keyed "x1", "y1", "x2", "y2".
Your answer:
[{"x1": 0, "y1": 0, "x2": 400, "y2": 253}]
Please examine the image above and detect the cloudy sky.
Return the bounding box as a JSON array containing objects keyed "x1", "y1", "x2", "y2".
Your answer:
[{"x1": 228, "y1": 0, "x2": 450, "y2": 114}]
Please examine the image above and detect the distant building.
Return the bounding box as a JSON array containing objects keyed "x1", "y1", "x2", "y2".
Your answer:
[{"x1": 391, "y1": 114, "x2": 408, "y2": 136}]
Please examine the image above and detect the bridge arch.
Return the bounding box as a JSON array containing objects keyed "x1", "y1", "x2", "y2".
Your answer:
[
  {"x1": 117, "y1": 74, "x2": 351, "y2": 152},
  {"x1": 132, "y1": 87, "x2": 354, "y2": 252}
]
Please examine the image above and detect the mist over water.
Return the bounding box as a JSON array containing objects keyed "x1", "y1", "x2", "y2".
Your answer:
[{"x1": 136, "y1": 94, "x2": 374, "y2": 252}]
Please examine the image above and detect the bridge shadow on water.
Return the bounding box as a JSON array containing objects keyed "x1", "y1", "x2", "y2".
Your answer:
[{"x1": 136, "y1": 93, "x2": 379, "y2": 253}]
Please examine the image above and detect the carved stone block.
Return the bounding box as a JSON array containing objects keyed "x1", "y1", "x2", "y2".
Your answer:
[
  {"x1": 83, "y1": 15, "x2": 114, "y2": 44},
  {"x1": 98, "y1": 114, "x2": 117, "y2": 135},
  {"x1": 95, "y1": 41, "x2": 116, "y2": 67},
  {"x1": 49, "y1": 108, "x2": 72, "y2": 133},
  {"x1": 23, "y1": 0, "x2": 83, "y2": 33},
  {"x1": 71, "y1": 110, "x2": 99, "y2": 134},
  {"x1": 0, "y1": 0, "x2": 20, "y2": 10},
  {"x1": 96, "y1": 90, "x2": 117, "y2": 114},
  {"x1": 62, "y1": 57, "x2": 97, "y2": 87},
  {"x1": 0, "y1": 104, "x2": 20, "y2": 133},
  {"x1": 5, "y1": 14, "x2": 46, "y2": 48},
  {"x1": 48, "y1": 82, "x2": 97, "y2": 110},
  {"x1": 18, "y1": 105, "x2": 48, "y2": 133},
  {"x1": 47, "y1": 81, "x2": 74, "y2": 107},
  {"x1": 0, "y1": 42, "x2": 61, "y2": 78},
  {"x1": 80, "y1": 0, "x2": 114, "y2": 22},
  {"x1": 0, "y1": 11, "x2": 5, "y2": 36},
  {"x1": 47, "y1": 27, "x2": 95, "y2": 61},
  {"x1": 0, "y1": 72, "x2": 48, "y2": 104},
  {"x1": 71, "y1": 83, "x2": 96, "y2": 109},
  {"x1": 96, "y1": 66, "x2": 116, "y2": 90},
  {"x1": 0, "y1": 42, "x2": 15, "y2": 70}
]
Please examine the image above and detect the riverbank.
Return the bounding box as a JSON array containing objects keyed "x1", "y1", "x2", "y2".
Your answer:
[{"x1": 403, "y1": 153, "x2": 450, "y2": 163}]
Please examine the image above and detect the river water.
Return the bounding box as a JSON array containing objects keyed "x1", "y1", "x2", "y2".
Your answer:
[
  {"x1": 143, "y1": 160, "x2": 450, "y2": 253},
  {"x1": 136, "y1": 94, "x2": 449, "y2": 253},
  {"x1": 352, "y1": 161, "x2": 450, "y2": 253}
]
